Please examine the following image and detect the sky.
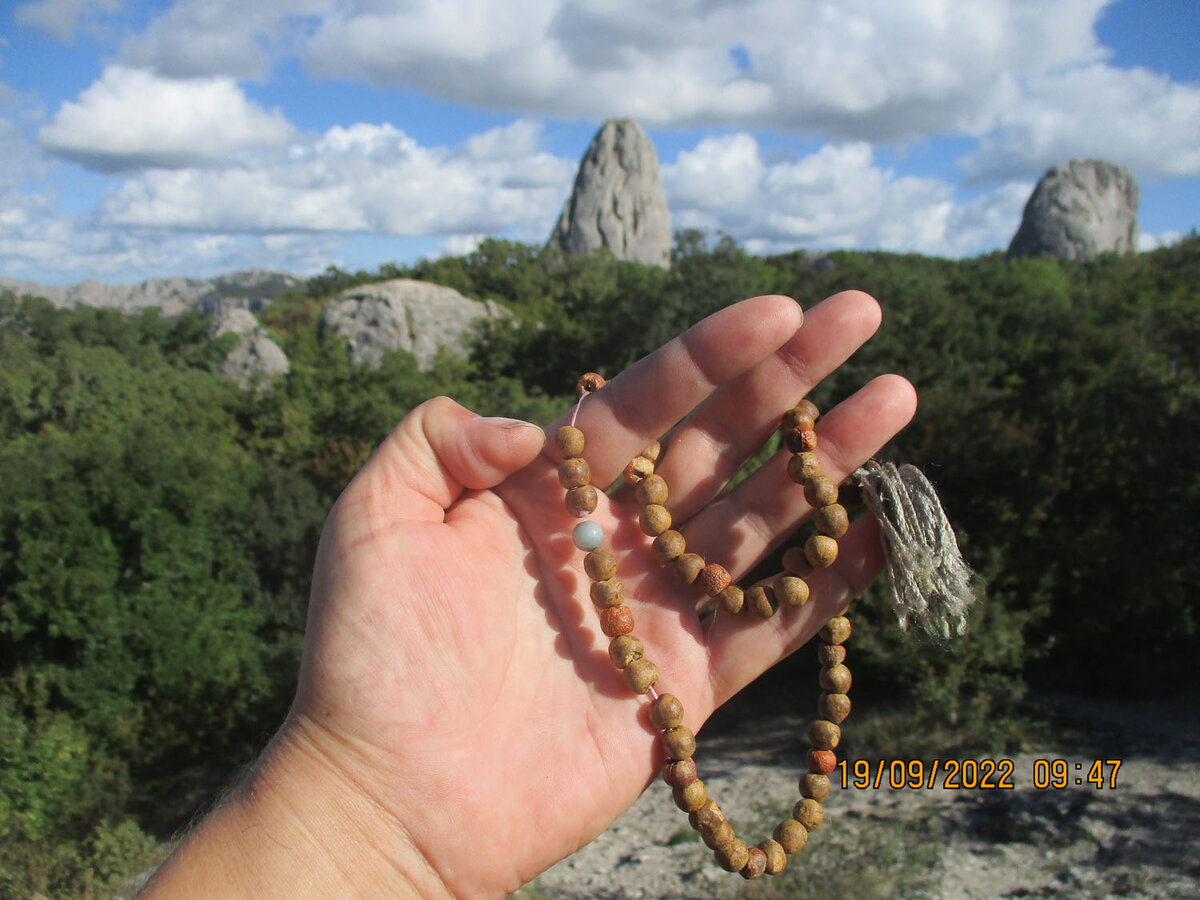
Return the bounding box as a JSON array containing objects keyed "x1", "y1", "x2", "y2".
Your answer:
[{"x1": 1, "y1": 0, "x2": 1198, "y2": 285}]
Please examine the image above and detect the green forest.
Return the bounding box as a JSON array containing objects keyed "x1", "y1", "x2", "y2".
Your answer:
[{"x1": 2, "y1": 232, "x2": 1198, "y2": 896}]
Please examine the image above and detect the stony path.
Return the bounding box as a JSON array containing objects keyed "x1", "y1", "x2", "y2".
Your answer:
[{"x1": 514, "y1": 691, "x2": 1200, "y2": 899}]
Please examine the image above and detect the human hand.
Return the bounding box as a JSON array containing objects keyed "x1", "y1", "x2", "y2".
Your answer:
[{"x1": 142, "y1": 291, "x2": 915, "y2": 898}]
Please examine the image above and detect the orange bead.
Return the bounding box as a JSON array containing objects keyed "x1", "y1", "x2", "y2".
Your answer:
[
  {"x1": 599, "y1": 605, "x2": 634, "y2": 637},
  {"x1": 697, "y1": 563, "x2": 732, "y2": 597},
  {"x1": 807, "y1": 749, "x2": 837, "y2": 775}
]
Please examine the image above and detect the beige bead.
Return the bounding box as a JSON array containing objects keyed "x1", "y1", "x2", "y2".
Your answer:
[
  {"x1": 804, "y1": 475, "x2": 838, "y2": 507},
  {"x1": 819, "y1": 692, "x2": 852, "y2": 724},
  {"x1": 607, "y1": 634, "x2": 643, "y2": 669},
  {"x1": 649, "y1": 693, "x2": 684, "y2": 729},
  {"x1": 746, "y1": 585, "x2": 777, "y2": 619},
  {"x1": 690, "y1": 800, "x2": 724, "y2": 833},
  {"x1": 590, "y1": 578, "x2": 625, "y2": 609},
  {"x1": 740, "y1": 847, "x2": 767, "y2": 879},
  {"x1": 623, "y1": 456, "x2": 654, "y2": 484},
  {"x1": 554, "y1": 425, "x2": 584, "y2": 458},
  {"x1": 565, "y1": 485, "x2": 598, "y2": 517},
  {"x1": 718, "y1": 584, "x2": 745, "y2": 615},
  {"x1": 799, "y1": 773, "x2": 831, "y2": 802},
  {"x1": 672, "y1": 553, "x2": 705, "y2": 585},
  {"x1": 794, "y1": 797, "x2": 824, "y2": 832},
  {"x1": 623, "y1": 658, "x2": 659, "y2": 694},
  {"x1": 703, "y1": 819, "x2": 735, "y2": 851},
  {"x1": 652, "y1": 529, "x2": 686, "y2": 562},
  {"x1": 759, "y1": 838, "x2": 787, "y2": 875},
  {"x1": 663, "y1": 758, "x2": 697, "y2": 788},
  {"x1": 814, "y1": 502, "x2": 849, "y2": 538},
  {"x1": 817, "y1": 644, "x2": 846, "y2": 666},
  {"x1": 662, "y1": 726, "x2": 696, "y2": 760},
  {"x1": 635, "y1": 473, "x2": 668, "y2": 506},
  {"x1": 673, "y1": 778, "x2": 707, "y2": 812},
  {"x1": 639, "y1": 504, "x2": 672, "y2": 536},
  {"x1": 820, "y1": 616, "x2": 852, "y2": 644},
  {"x1": 778, "y1": 576, "x2": 810, "y2": 608},
  {"x1": 639, "y1": 441, "x2": 662, "y2": 464},
  {"x1": 787, "y1": 451, "x2": 823, "y2": 485},
  {"x1": 557, "y1": 457, "x2": 591, "y2": 489},
  {"x1": 808, "y1": 719, "x2": 841, "y2": 750},
  {"x1": 781, "y1": 401, "x2": 820, "y2": 431},
  {"x1": 773, "y1": 818, "x2": 809, "y2": 854},
  {"x1": 819, "y1": 663, "x2": 852, "y2": 693},
  {"x1": 715, "y1": 839, "x2": 749, "y2": 872},
  {"x1": 697, "y1": 563, "x2": 732, "y2": 597},
  {"x1": 782, "y1": 545, "x2": 814, "y2": 577},
  {"x1": 805, "y1": 534, "x2": 839, "y2": 568},
  {"x1": 584, "y1": 547, "x2": 618, "y2": 581}
]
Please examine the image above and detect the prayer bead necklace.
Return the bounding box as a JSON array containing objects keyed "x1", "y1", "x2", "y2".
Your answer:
[{"x1": 554, "y1": 373, "x2": 854, "y2": 879}]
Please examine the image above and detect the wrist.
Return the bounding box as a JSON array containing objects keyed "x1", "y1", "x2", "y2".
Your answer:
[{"x1": 140, "y1": 716, "x2": 453, "y2": 899}]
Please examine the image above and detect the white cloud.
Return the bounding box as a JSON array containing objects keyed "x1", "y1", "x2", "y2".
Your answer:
[
  {"x1": 38, "y1": 66, "x2": 295, "y2": 171},
  {"x1": 96, "y1": 120, "x2": 575, "y2": 238},
  {"x1": 663, "y1": 135, "x2": 1029, "y2": 256},
  {"x1": 14, "y1": 0, "x2": 119, "y2": 41}
]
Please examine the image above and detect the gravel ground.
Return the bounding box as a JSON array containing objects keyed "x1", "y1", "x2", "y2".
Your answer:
[{"x1": 514, "y1": 690, "x2": 1200, "y2": 900}]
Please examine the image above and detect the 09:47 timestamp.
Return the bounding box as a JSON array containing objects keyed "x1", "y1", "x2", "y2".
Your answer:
[{"x1": 1033, "y1": 758, "x2": 1122, "y2": 789}]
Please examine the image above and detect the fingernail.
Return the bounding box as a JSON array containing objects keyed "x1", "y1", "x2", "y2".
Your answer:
[{"x1": 477, "y1": 416, "x2": 543, "y2": 432}]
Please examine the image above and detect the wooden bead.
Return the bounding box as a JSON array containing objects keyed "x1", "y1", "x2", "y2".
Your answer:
[
  {"x1": 819, "y1": 692, "x2": 852, "y2": 724},
  {"x1": 652, "y1": 529, "x2": 686, "y2": 561},
  {"x1": 639, "y1": 441, "x2": 662, "y2": 464},
  {"x1": 817, "y1": 644, "x2": 846, "y2": 666},
  {"x1": 590, "y1": 578, "x2": 625, "y2": 608},
  {"x1": 819, "y1": 663, "x2": 852, "y2": 693},
  {"x1": 718, "y1": 584, "x2": 744, "y2": 615},
  {"x1": 773, "y1": 819, "x2": 809, "y2": 854},
  {"x1": 740, "y1": 847, "x2": 767, "y2": 879},
  {"x1": 778, "y1": 576, "x2": 809, "y2": 608},
  {"x1": 673, "y1": 779, "x2": 707, "y2": 812},
  {"x1": 576, "y1": 372, "x2": 606, "y2": 396},
  {"x1": 787, "y1": 451, "x2": 822, "y2": 484},
  {"x1": 799, "y1": 773, "x2": 831, "y2": 802},
  {"x1": 820, "y1": 616, "x2": 852, "y2": 644},
  {"x1": 804, "y1": 475, "x2": 838, "y2": 507},
  {"x1": 598, "y1": 605, "x2": 634, "y2": 637},
  {"x1": 690, "y1": 800, "x2": 724, "y2": 833},
  {"x1": 697, "y1": 563, "x2": 732, "y2": 597},
  {"x1": 623, "y1": 658, "x2": 659, "y2": 694},
  {"x1": 784, "y1": 426, "x2": 820, "y2": 454},
  {"x1": 746, "y1": 585, "x2": 777, "y2": 619},
  {"x1": 703, "y1": 819, "x2": 736, "y2": 851},
  {"x1": 805, "y1": 534, "x2": 839, "y2": 568},
  {"x1": 807, "y1": 749, "x2": 838, "y2": 775},
  {"x1": 635, "y1": 473, "x2": 668, "y2": 505},
  {"x1": 623, "y1": 456, "x2": 654, "y2": 484},
  {"x1": 781, "y1": 545, "x2": 813, "y2": 577},
  {"x1": 649, "y1": 693, "x2": 684, "y2": 729},
  {"x1": 584, "y1": 547, "x2": 617, "y2": 581},
  {"x1": 565, "y1": 484, "x2": 598, "y2": 517},
  {"x1": 639, "y1": 504, "x2": 672, "y2": 536},
  {"x1": 663, "y1": 758, "x2": 697, "y2": 788},
  {"x1": 808, "y1": 719, "x2": 841, "y2": 750},
  {"x1": 607, "y1": 634, "x2": 643, "y2": 668},
  {"x1": 554, "y1": 425, "x2": 584, "y2": 458},
  {"x1": 662, "y1": 726, "x2": 696, "y2": 760},
  {"x1": 759, "y1": 838, "x2": 787, "y2": 875},
  {"x1": 813, "y1": 502, "x2": 849, "y2": 538},
  {"x1": 781, "y1": 401, "x2": 819, "y2": 431},
  {"x1": 715, "y1": 839, "x2": 749, "y2": 873},
  {"x1": 794, "y1": 797, "x2": 824, "y2": 832},
  {"x1": 672, "y1": 553, "x2": 705, "y2": 584},
  {"x1": 557, "y1": 457, "x2": 591, "y2": 489}
]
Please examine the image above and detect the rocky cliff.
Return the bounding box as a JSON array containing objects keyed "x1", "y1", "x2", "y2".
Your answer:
[
  {"x1": 210, "y1": 308, "x2": 290, "y2": 389},
  {"x1": 1008, "y1": 160, "x2": 1140, "y2": 260},
  {"x1": 548, "y1": 119, "x2": 672, "y2": 268},
  {"x1": 321, "y1": 279, "x2": 506, "y2": 371}
]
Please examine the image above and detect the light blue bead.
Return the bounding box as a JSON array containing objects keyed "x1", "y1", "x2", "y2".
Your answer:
[{"x1": 572, "y1": 520, "x2": 604, "y2": 552}]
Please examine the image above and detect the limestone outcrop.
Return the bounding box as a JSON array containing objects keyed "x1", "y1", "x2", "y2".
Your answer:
[
  {"x1": 321, "y1": 279, "x2": 505, "y2": 370},
  {"x1": 211, "y1": 308, "x2": 290, "y2": 389},
  {"x1": 548, "y1": 119, "x2": 672, "y2": 268},
  {"x1": 1007, "y1": 160, "x2": 1140, "y2": 260}
]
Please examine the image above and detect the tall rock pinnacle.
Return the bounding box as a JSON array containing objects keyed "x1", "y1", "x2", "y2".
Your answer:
[{"x1": 548, "y1": 119, "x2": 672, "y2": 268}]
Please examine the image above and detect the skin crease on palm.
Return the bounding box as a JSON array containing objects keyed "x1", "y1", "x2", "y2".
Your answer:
[{"x1": 141, "y1": 291, "x2": 917, "y2": 898}]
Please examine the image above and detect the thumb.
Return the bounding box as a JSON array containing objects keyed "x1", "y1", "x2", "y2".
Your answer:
[{"x1": 361, "y1": 396, "x2": 547, "y2": 520}]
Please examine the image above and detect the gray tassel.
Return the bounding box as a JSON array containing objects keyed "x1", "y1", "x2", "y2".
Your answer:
[{"x1": 853, "y1": 460, "x2": 977, "y2": 639}]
